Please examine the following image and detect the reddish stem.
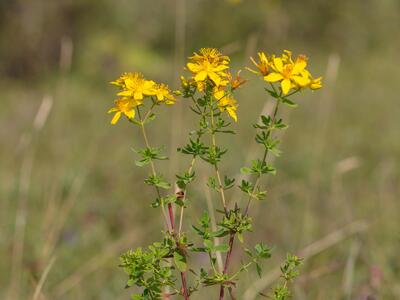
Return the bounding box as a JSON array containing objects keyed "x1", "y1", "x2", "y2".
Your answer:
[
  {"x1": 168, "y1": 203, "x2": 175, "y2": 231},
  {"x1": 219, "y1": 233, "x2": 235, "y2": 300},
  {"x1": 167, "y1": 202, "x2": 190, "y2": 299},
  {"x1": 180, "y1": 271, "x2": 190, "y2": 300}
]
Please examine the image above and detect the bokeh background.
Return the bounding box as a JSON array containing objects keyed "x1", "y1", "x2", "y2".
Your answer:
[{"x1": 1, "y1": 0, "x2": 399, "y2": 299}]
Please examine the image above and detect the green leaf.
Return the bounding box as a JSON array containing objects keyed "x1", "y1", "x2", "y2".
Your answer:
[
  {"x1": 244, "y1": 248, "x2": 253, "y2": 257},
  {"x1": 176, "y1": 171, "x2": 195, "y2": 189},
  {"x1": 173, "y1": 251, "x2": 187, "y2": 272},
  {"x1": 134, "y1": 146, "x2": 168, "y2": 167},
  {"x1": 240, "y1": 167, "x2": 252, "y2": 174},
  {"x1": 256, "y1": 263, "x2": 262, "y2": 277},
  {"x1": 214, "y1": 243, "x2": 229, "y2": 253},
  {"x1": 282, "y1": 97, "x2": 298, "y2": 107},
  {"x1": 200, "y1": 212, "x2": 210, "y2": 228},
  {"x1": 223, "y1": 176, "x2": 235, "y2": 190},
  {"x1": 207, "y1": 177, "x2": 217, "y2": 190},
  {"x1": 192, "y1": 225, "x2": 204, "y2": 236},
  {"x1": 155, "y1": 180, "x2": 171, "y2": 189},
  {"x1": 255, "y1": 243, "x2": 272, "y2": 259},
  {"x1": 178, "y1": 139, "x2": 207, "y2": 156},
  {"x1": 143, "y1": 113, "x2": 156, "y2": 124},
  {"x1": 237, "y1": 233, "x2": 244, "y2": 243},
  {"x1": 144, "y1": 174, "x2": 171, "y2": 189},
  {"x1": 203, "y1": 239, "x2": 213, "y2": 249},
  {"x1": 210, "y1": 228, "x2": 229, "y2": 238},
  {"x1": 128, "y1": 119, "x2": 141, "y2": 126},
  {"x1": 239, "y1": 180, "x2": 253, "y2": 194}
]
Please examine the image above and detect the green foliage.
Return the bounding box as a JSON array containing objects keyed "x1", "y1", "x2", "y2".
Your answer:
[
  {"x1": 270, "y1": 254, "x2": 303, "y2": 300},
  {"x1": 176, "y1": 171, "x2": 196, "y2": 189},
  {"x1": 218, "y1": 208, "x2": 252, "y2": 242},
  {"x1": 272, "y1": 284, "x2": 291, "y2": 300},
  {"x1": 201, "y1": 146, "x2": 228, "y2": 165},
  {"x1": 240, "y1": 159, "x2": 276, "y2": 176},
  {"x1": 135, "y1": 146, "x2": 168, "y2": 167},
  {"x1": 178, "y1": 139, "x2": 207, "y2": 156},
  {"x1": 173, "y1": 251, "x2": 187, "y2": 272},
  {"x1": 280, "y1": 254, "x2": 303, "y2": 281},
  {"x1": 120, "y1": 241, "x2": 175, "y2": 300},
  {"x1": 144, "y1": 174, "x2": 171, "y2": 189}
]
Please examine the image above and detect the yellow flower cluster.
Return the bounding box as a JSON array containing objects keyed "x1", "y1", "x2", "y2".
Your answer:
[
  {"x1": 108, "y1": 72, "x2": 175, "y2": 124},
  {"x1": 248, "y1": 50, "x2": 322, "y2": 95},
  {"x1": 184, "y1": 48, "x2": 243, "y2": 122}
]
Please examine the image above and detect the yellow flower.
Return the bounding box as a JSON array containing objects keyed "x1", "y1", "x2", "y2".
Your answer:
[
  {"x1": 110, "y1": 72, "x2": 132, "y2": 88},
  {"x1": 264, "y1": 52, "x2": 312, "y2": 95},
  {"x1": 310, "y1": 76, "x2": 322, "y2": 90},
  {"x1": 187, "y1": 48, "x2": 230, "y2": 87},
  {"x1": 299, "y1": 69, "x2": 323, "y2": 90},
  {"x1": 214, "y1": 88, "x2": 238, "y2": 122},
  {"x1": 247, "y1": 52, "x2": 271, "y2": 76},
  {"x1": 189, "y1": 48, "x2": 230, "y2": 65},
  {"x1": 219, "y1": 95, "x2": 238, "y2": 122},
  {"x1": 154, "y1": 84, "x2": 176, "y2": 105},
  {"x1": 108, "y1": 98, "x2": 137, "y2": 125},
  {"x1": 113, "y1": 72, "x2": 156, "y2": 100}
]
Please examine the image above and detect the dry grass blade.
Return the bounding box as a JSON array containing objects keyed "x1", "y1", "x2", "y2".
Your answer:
[
  {"x1": 40, "y1": 173, "x2": 86, "y2": 262},
  {"x1": 243, "y1": 220, "x2": 368, "y2": 300},
  {"x1": 342, "y1": 240, "x2": 361, "y2": 300},
  {"x1": 32, "y1": 256, "x2": 56, "y2": 300},
  {"x1": 7, "y1": 96, "x2": 53, "y2": 300}
]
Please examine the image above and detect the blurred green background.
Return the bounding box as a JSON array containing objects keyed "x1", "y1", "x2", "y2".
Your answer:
[{"x1": 1, "y1": 0, "x2": 400, "y2": 299}]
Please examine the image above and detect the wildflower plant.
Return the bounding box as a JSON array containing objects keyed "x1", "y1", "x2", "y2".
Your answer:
[{"x1": 107, "y1": 48, "x2": 322, "y2": 299}]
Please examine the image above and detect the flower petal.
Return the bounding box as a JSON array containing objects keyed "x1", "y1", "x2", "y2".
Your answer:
[
  {"x1": 227, "y1": 107, "x2": 238, "y2": 122},
  {"x1": 187, "y1": 63, "x2": 202, "y2": 73},
  {"x1": 108, "y1": 107, "x2": 118, "y2": 113},
  {"x1": 264, "y1": 72, "x2": 284, "y2": 82},
  {"x1": 273, "y1": 57, "x2": 283, "y2": 72},
  {"x1": 214, "y1": 65, "x2": 229, "y2": 72},
  {"x1": 111, "y1": 112, "x2": 121, "y2": 125},
  {"x1": 310, "y1": 77, "x2": 322, "y2": 90},
  {"x1": 281, "y1": 79, "x2": 291, "y2": 95},
  {"x1": 292, "y1": 75, "x2": 310, "y2": 87},
  {"x1": 208, "y1": 72, "x2": 221, "y2": 86},
  {"x1": 134, "y1": 92, "x2": 143, "y2": 100},
  {"x1": 293, "y1": 57, "x2": 307, "y2": 74},
  {"x1": 124, "y1": 109, "x2": 135, "y2": 119},
  {"x1": 117, "y1": 90, "x2": 132, "y2": 97},
  {"x1": 194, "y1": 71, "x2": 207, "y2": 82}
]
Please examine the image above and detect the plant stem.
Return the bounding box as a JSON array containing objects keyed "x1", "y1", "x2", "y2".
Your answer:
[
  {"x1": 137, "y1": 106, "x2": 191, "y2": 299},
  {"x1": 136, "y1": 107, "x2": 171, "y2": 232},
  {"x1": 219, "y1": 89, "x2": 284, "y2": 299},
  {"x1": 168, "y1": 203, "x2": 175, "y2": 231},
  {"x1": 219, "y1": 233, "x2": 235, "y2": 300},
  {"x1": 209, "y1": 102, "x2": 228, "y2": 213},
  {"x1": 166, "y1": 199, "x2": 190, "y2": 300},
  {"x1": 244, "y1": 95, "x2": 281, "y2": 216},
  {"x1": 180, "y1": 271, "x2": 190, "y2": 300},
  {"x1": 208, "y1": 91, "x2": 232, "y2": 299},
  {"x1": 178, "y1": 157, "x2": 196, "y2": 236}
]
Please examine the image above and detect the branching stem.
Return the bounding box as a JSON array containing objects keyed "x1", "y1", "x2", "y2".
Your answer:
[
  {"x1": 244, "y1": 95, "x2": 281, "y2": 216},
  {"x1": 209, "y1": 98, "x2": 228, "y2": 213},
  {"x1": 137, "y1": 106, "x2": 171, "y2": 232},
  {"x1": 178, "y1": 157, "x2": 196, "y2": 236}
]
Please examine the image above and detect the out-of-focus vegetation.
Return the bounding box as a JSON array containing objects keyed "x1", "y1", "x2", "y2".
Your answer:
[{"x1": 1, "y1": 0, "x2": 399, "y2": 299}]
